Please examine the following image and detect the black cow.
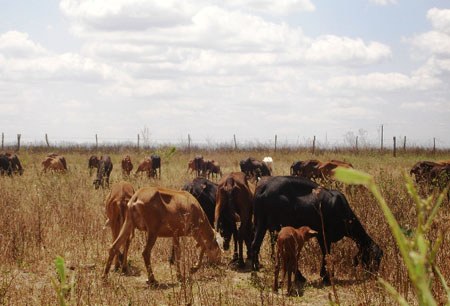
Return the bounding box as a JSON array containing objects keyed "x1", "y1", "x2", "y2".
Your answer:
[
  {"x1": 0, "y1": 154, "x2": 12, "y2": 176},
  {"x1": 240, "y1": 157, "x2": 271, "y2": 180},
  {"x1": 150, "y1": 154, "x2": 161, "y2": 179},
  {"x1": 93, "y1": 155, "x2": 113, "y2": 189},
  {"x1": 88, "y1": 155, "x2": 99, "y2": 175},
  {"x1": 182, "y1": 177, "x2": 217, "y2": 226},
  {"x1": 0, "y1": 153, "x2": 23, "y2": 176},
  {"x1": 194, "y1": 155, "x2": 204, "y2": 177},
  {"x1": 251, "y1": 176, "x2": 383, "y2": 284},
  {"x1": 290, "y1": 161, "x2": 303, "y2": 176}
]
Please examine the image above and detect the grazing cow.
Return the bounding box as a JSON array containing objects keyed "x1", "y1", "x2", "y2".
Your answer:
[
  {"x1": 103, "y1": 187, "x2": 222, "y2": 284},
  {"x1": 182, "y1": 177, "x2": 217, "y2": 226},
  {"x1": 274, "y1": 226, "x2": 318, "y2": 295},
  {"x1": 204, "y1": 160, "x2": 222, "y2": 180},
  {"x1": 428, "y1": 164, "x2": 450, "y2": 193},
  {"x1": 93, "y1": 156, "x2": 113, "y2": 189},
  {"x1": 121, "y1": 155, "x2": 133, "y2": 176},
  {"x1": 88, "y1": 155, "x2": 99, "y2": 175},
  {"x1": 0, "y1": 154, "x2": 12, "y2": 176},
  {"x1": 251, "y1": 176, "x2": 383, "y2": 284},
  {"x1": 410, "y1": 161, "x2": 442, "y2": 184},
  {"x1": 240, "y1": 157, "x2": 271, "y2": 180},
  {"x1": 136, "y1": 157, "x2": 152, "y2": 177},
  {"x1": 42, "y1": 155, "x2": 67, "y2": 173},
  {"x1": 290, "y1": 159, "x2": 321, "y2": 180},
  {"x1": 150, "y1": 154, "x2": 161, "y2": 179},
  {"x1": 215, "y1": 172, "x2": 254, "y2": 267},
  {"x1": 317, "y1": 160, "x2": 353, "y2": 181},
  {"x1": 0, "y1": 153, "x2": 23, "y2": 176},
  {"x1": 104, "y1": 181, "x2": 135, "y2": 271}
]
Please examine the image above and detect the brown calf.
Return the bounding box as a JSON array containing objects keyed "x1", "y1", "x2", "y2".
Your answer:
[
  {"x1": 121, "y1": 155, "x2": 133, "y2": 176},
  {"x1": 274, "y1": 226, "x2": 317, "y2": 295}
]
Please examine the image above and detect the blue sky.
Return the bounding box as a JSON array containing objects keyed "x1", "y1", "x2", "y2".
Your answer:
[{"x1": 0, "y1": 0, "x2": 449, "y2": 147}]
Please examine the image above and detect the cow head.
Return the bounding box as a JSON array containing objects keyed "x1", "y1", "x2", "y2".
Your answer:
[{"x1": 354, "y1": 242, "x2": 383, "y2": 274}]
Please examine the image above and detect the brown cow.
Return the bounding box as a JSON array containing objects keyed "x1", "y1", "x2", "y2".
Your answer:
[
  {"x1": 103, "y1": 187, "x2": 221, "y2": 284},
  {"x1": 215, "y1": 172, "x2": 253, "y2": 268},
  {"x1": 317, "y1": 160, "x2": 353, "y2": 181},
  {"x1": 410, "y1": 161, "x2": 444, "y2": 184},
  {"x1": 88, "y1": 155, "x2": 99, "y2": 175},
  {"x1": 273, "y1": 226, "x2": 317, "y2": 295},
  {"x1": 104, "y1": 181, "x2": 135, "y2": 271},
  {"x1": 42, "y1": 154, "x2": 67, "y2": 172},
  {"x1": 121, "y1": 155, "x2": 133, "y2": 176},
  {"x1": 187, "y1": 155, "x2": 205, "y2": 177},
  {"x1": 135, "y1": 158, "x2": 152, "y2": 177}
]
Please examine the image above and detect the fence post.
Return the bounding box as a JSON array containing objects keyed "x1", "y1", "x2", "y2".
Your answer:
[
  {"x1": 274, "y1": 135, "x2": 277, "y2": 153},
  {"x1": 403, "y1": 136, "x2": 406, "y2": 151},
  {"x1": 233, "y1": 134, "x2": 237, "y2": 150},
  {"x1": 1, "y1": 133, "x2": 3, "y2": 150},
  {"x1": 380, "y1": 124, "x2": 384, "y2": 151},
  {"x1": 95, "y1": 134, "x2": 98, "y2": 149},
  {"x1": 137, "y1": 134, "x2": 140, "y2": 150},
  {"x1": 188, "y1": 134, "x2": 191, "y2": 153},
  {"x1": 312, "y1": 136, "x2": 316, "y2": 155},
  {"x1": 355, "y1": 136, "x2": 358, "y2": 152},
  {"x1": 45, "y1": 134, "x2": 50, "y2": 147},
  {"x1": 17, "y1": 134, "x2": 21, "y2": 151},
  {"x1": 433, "y1": 137, "x2": 436, "y2": 154},
  {"x1": 393, "y1": 136, "x2": 396, "y2": 157}
]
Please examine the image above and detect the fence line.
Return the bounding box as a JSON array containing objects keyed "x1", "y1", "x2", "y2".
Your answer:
[{"x1": 1, "y1": 132, "x2": 449, "y2": 153}]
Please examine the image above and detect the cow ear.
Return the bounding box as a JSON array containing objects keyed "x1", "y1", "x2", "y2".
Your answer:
[
  {"x1": 233, "y1": 213, "x2": 241, "y2": 223},
  {"x1": 201, "y1": 183, "x2": 207, "y2": 190}
]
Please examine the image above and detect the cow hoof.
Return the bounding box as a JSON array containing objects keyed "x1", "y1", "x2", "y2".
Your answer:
[
  {"x1": 322, "y1": 276, "x2": 331, "y2": 286},
  {"x1": 190, "y1": 265, "x2": 200, "y2": 273}
]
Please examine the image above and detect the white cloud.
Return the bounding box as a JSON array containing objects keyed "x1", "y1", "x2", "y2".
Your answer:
[
  {"x1": 369, "y1": 0, "x2": 397, "y2": 6},
  {"x1": 427, "y1": 8, "x2": 450, "y2": 35},
  {"x1": 304, "y1": 35, "x2": 391, "y2": 65},
  {"x1": 225, "y1": 0, "x2": 315, "y2": 14},
  {"x1": 0, "y1": 31, "x2": 47, "y2": 58}
]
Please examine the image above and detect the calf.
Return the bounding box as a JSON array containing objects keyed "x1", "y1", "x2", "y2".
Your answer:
[
  {"x1": 42, "y1": 155, "x2": 67, "y2": 173},
  {"x1": 93, "y1": 155, "x2": 113, "y2": 189},
  {"x1": 274, "y1": 226, "x2": 317, "y2": 295},
  {"x1": 121, "y1": 155, "x2": 133, "y2": 176}
]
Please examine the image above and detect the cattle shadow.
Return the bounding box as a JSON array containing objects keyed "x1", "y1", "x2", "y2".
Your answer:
[
  {"x1": 227, "y1": 259, "x2": 253, "y2": 273},
  {"x1": 307, "y1": 275, "x2": 372, "y2": 289}
]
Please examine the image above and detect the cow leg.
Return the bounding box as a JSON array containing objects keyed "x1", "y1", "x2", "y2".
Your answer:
[
  {"x1": 273, "y1": 252, "x2": 280, "y2": 292},
  {"x1": 318, "y1": 238, "x2": 332, "y2": 285},
  {"x1": 250, "y1": 223, "x2": 267, "y2": 271},
  {"x1": 287, "y1": 267, "x2": 293, "y2": 296},
  {"x1": 172, "y1": 237, "x2": 183, "y2": 281},
  {"x1": 269, "y1": 231, "x2": 277, "y2": 260},
  {"x1": 103, "y1": 219, "x2": 134, "y2": 278},
  {"x1": 110, "y1": 218, "x2": 122, "y2": 271},
  {"x1": 142, "y1": 233, "x2": 158, "y2": 285},
  {"x1": 168, "y1": 245, "x2": 175, "y2": 265},
  {"x1": 192, "y1": 247, "x2": 204, "y2": 272}
]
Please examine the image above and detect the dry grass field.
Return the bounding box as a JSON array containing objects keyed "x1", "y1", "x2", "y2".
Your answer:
[{"x1": 1, "y1": 147, "x2": 449, "y2": 305}]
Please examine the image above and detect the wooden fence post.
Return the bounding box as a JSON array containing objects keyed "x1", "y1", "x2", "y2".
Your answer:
[
  {"x1": 355, "y1": 136, "x2": 358, "y2": 152},
  {"x1": 274, "y1": 135, "x2": 277, "y2": 153},
  {"x1": 312, "y1": 136, "x2": 316, "y2": 155},
  {"x1": 233, "y1": 134, "x2": 237, "y2": 150},
  {"x1": 393, "y1": 136, "x2": 396, "y2": 157},
  {"x1": 17, "y1": 134, "x2": 21, "y2": 151},
  {"x1": 137, "y1": 134, "x2": 140, "y2": 150},
  {"x1": 403, "y1": 136, "x2": 406, "y2": 151},
  {"x1": 433, "y1": 137, "x2": 436, "y2": 154},
  {"x1": 45, "y1": 134, "x2": 50, "y2": 147},
  {"x1": 1, "y1": 133, "x2": 3, "y2": 150},
  {"x1": 188, "y1": 134, "x2": 191, "y2": 153},
  {"x1": 95, "y1": 134, "x2": 98, "y2": 149},
  {"x1": 380, "y1": 124, "x2": 384, "y2": 151}
]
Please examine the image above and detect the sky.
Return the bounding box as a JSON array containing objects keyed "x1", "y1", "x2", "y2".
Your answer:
[{"x1": 0, "y1": 0, "x2": 449, "y2": 147}]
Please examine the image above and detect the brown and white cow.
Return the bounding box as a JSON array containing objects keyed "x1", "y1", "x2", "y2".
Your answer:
[
  {"x1": 317, "y1": 159, "x2": 353, "y2": 181},
  {"x1": 42, "y1": 154, "x2": 67, "y2": 172},
  {"x1": 104, "y1": 181, "x2": 135, "y2": 271},
  {"x1": 121, "y1": 155, "x2": 133, "y2": 176},
  {"x1": 103, "y1": 187, "x2": 221, "y2": 285},
  {"x1": 273, "y1": 226, "x2": 317, "y2": 295}
]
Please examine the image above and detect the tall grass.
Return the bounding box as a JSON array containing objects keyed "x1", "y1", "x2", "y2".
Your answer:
[{"x1": 0, "y1": 148, "x2": 449, "y2": 304}]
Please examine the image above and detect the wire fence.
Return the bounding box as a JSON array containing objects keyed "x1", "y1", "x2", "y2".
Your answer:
[{"x1": 1, "y1": 132, "x2": 449, "y2": 153}]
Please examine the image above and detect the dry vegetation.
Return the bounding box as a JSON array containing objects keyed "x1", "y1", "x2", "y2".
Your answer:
[{"x1": 1, "y1": 147, "x2": 449, "y2": 305}]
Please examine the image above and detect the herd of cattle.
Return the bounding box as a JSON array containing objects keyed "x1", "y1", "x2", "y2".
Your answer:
[{"x1": 1, "y1": 152, "x2": 449, "y2": 295}]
